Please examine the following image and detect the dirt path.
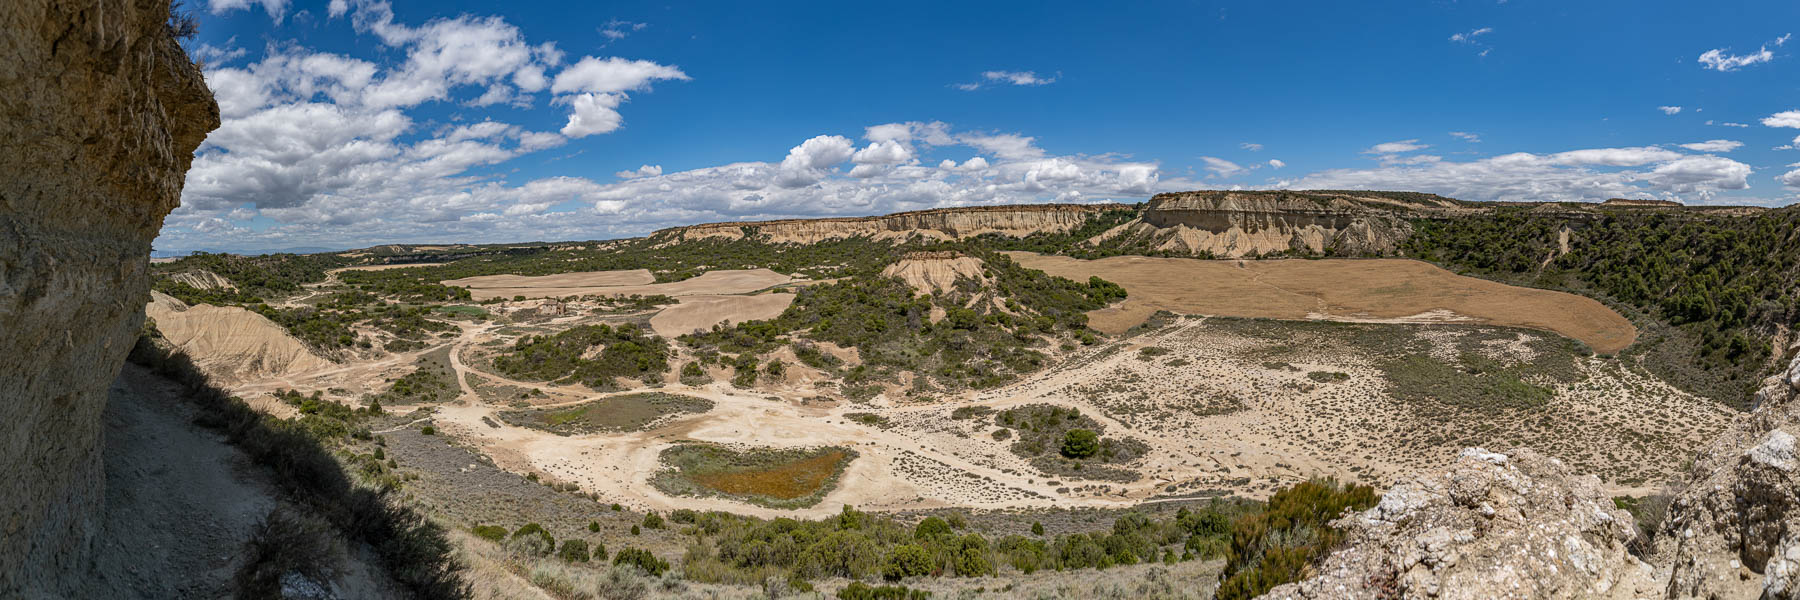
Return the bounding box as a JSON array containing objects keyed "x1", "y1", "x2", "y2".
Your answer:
[{"x1": 73, "y1": 365, "x2": 398, "y2": 598}]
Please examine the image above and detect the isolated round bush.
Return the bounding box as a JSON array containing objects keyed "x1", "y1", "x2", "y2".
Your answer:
[
  {"x1": 882, "y1": 544, "x2": 933, "y2": 580},
  {"x1": 558, "y1": 539, "x2": 591, "y2": 562},
  {"x1": 913, "y1": 516, "x2": 952, "y2": 540},
  {"x1": 1061, "y1": 429, "x2": 1100, "y2": 458}
]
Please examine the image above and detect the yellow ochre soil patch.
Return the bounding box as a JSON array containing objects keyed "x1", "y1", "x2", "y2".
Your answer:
[
  {"x1": 652, "y1": 444, "x2": 856, "y2": 508},
  {"x1": 692, "y1": 450, "x2": 849, "y2": 500},
  {"x1": 1005, "y1": 252, "x2": 1637, "y2": 354},
  {"x1": 445, "y1": 268, "x2": 791, "y2": 300}
]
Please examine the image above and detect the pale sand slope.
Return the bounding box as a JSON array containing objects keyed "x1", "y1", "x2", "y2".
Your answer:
[
  {"x1": 648, "y1": 293, "x2": 795, "y2": 338},
  {"x1": 881, "y1": 256, "x2": 985, "y2": 294},
  {"x1": 1007, "y1": 252, "x2": 1637, "y2": 354},
  {"x1": 447, "y1": 268, "x2": 791, "y2": 300},
  {"x1": 145, "y1": 291, "x2": 330, "y2": 385}
]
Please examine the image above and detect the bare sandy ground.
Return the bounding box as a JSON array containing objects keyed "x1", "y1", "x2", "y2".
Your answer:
[
  {"x1": 203, "y1": 296, "x2": 1718, "y2": 522},
  {"x1": 648, "y1": 293, "x2": 795, "y2": 338},
  {"x1": 1006, "y1": 252, "x2": 1637, "y2": 354},
  {"x1": 447, "y1": 268, "x2": 791, "y2": 300},
  {"x1": 145, "y1": 292, "x2": 330, "y2": 385}
]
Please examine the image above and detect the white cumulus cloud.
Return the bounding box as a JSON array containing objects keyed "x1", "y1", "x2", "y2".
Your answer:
[
  {"x1": 1697, "y1": 34, "x2": 1788, "y2": 71},
  {"x1": 1365, "y1": 139, "x2": 1430, "y2": 154},
  {"x1": 616, "y1": 165, "x2": 663, "y2": 179},
  {"x1": 1678, "y1": 140, "x2": 1743, "y2": 152}
]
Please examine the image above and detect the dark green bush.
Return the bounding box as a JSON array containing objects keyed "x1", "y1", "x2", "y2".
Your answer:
[
  {"x1": 1060, "y1": 429, "x2": 1099, "y2": 458},
  {"x1": 557, "y1": 539, "x2": 591, "y2": 563},
  {"x1": 471, "y1": 525, "x2": 507, "y2": 542},
  {"x1": 613, "y1": 547, "x2": 669, "y2": 576}
]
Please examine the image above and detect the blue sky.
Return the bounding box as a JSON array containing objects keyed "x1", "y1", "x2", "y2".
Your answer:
[{"x1": 165, "y1": 0, "x2": 1800, "y2": 252}]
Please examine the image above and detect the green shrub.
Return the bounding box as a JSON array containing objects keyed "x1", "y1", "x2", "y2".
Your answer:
[
  {"x1": 1216, "y1": 479, "x2": 1378, "y2": 600},
  {"x1": 643, "y1": 512, "x2": 665, "y2": 529},
  {"x1": 420, "y1": 425, "x2": 436, "y2": 435},
  {"x1": 1031, "y1": 522, "x2": 1044, "y2": 536},
  {"x1": 509, "y1": 523, "x2": 554, "y2": 556},
  {"x1": 882, "y1": 544, "x2": 934, "y2": 580},
  {"x1": 1060, "y1": 429, "x2": 1099, "y2": 458},
  {"x1": 557, "y1": 539, "x2": 591, "y2": 562},
  {"x1": 471, "y1": 524, "x2": 507, "y2": 542},
  {"x1": 913, "y1": 517, "x2": 952, "y2": 541},
  {"x1": 613, "y1": 547, "x2": 668, "y2": 576}
]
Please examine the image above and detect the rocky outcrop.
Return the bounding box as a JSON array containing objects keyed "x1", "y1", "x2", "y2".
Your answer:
[
  {"x1": 656, "y1": 204, "x2": 1115, "y2": 244},
  {"x1": 1263, "y1": 448, "x2": 1658, "y2": 600},
  {"x1": 0, "y1": 0, "x2": 218, "y2": 595},
  {"x1": 166, "y1": 268, "x2": 236, "y2": 290},
  {"x1": 1106, "y1": 191, "x2": 1428, "y2": 257},
  {"x1": 1654, "y1": 351, "x2": 1800, "y2": 599},
  {"x1": 881, "y1": 251, "x2": 987, "y2": 295},
  {"x1": 1262, "y1": 350, "x2": 1800, "y2": 600}
]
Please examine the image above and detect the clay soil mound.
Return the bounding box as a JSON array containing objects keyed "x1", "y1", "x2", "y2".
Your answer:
[
  {"x1": 144, "y1": 292, "x2": 329, "y2": 384},
  {"x1": 1007, "y1": 252, "x2": 1637, "y2": 354},
  {"x1": 649, "y1": 293, "x2": 796, "y2": 338},
  {"x1": 881, "y1": 252, "x2": 986, "y2": 294}
]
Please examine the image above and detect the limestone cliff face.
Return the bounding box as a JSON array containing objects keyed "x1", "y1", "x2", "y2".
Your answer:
[
  {"x1": 1114, "y1": 191, "x2": 1425, "y2": 257},
  {"x1": 0, "y1": 0, "x2": 218, "y2": 594},
  {"x1": 657, "y1": 204, "x2": 1114, "y2": 244}
]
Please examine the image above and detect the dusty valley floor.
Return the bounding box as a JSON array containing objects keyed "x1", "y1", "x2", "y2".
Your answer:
[{"x1": 157, "y1": 259, "x2": 1719, "y2": 523}]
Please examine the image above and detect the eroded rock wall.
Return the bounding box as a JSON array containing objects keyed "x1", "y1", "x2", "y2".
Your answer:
[
  {"x1": 1125, "y1": 191, "x2": 1420, "y2": 257},
  {"x1": 659, "y1": 203, "x2": 1114, "y2": 244},
  {"x1": 0, "y1": 0, "x2": 217, "y2": 594}
]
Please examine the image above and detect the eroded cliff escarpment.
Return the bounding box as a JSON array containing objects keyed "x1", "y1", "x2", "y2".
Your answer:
[
  {"x1": 0, "y1": 0, "x2": 217, "y2": 594},
  {"x1": 1097, "y1": 191, "x2": 1457, "y2": 257},
  {"x1": 1263, "y1": 347, "x2": 1800, "y2": 600},
  {"x1": 655, "y1": 203, "x2": 1117, "y2": 244}
]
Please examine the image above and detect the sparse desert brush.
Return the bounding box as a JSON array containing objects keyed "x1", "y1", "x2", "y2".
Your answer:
[
  {"x1": 233, "y1": 507, "x2": 343, "y2": 600},
  {"x1": 1216, "y1": 479, "x2": 1377, "y2": 600}
]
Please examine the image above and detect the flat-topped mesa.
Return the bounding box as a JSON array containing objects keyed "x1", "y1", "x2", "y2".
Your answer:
[
  {"x1": 1109, "y1": 190, "x2": 1436, "y2": 257},
  {"x1": 655, "y1": 203, "x2": 1117, "y2": 244}
]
